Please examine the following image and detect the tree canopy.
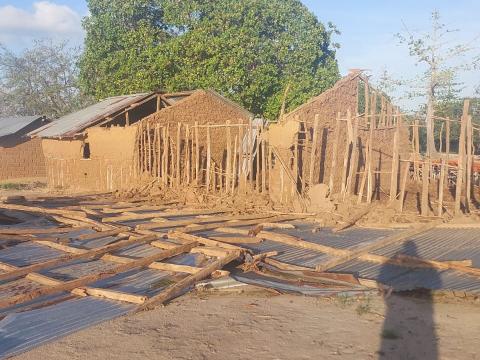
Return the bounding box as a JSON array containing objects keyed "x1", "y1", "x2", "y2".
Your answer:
[
  {"x1": 0, "y1": 40, "x2": 89, "y2": 118},
  {"x1": 79, "y1": 0, "x2": 340, "y2": 119}
]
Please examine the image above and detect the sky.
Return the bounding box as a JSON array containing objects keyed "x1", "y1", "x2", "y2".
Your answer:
[{"x1": 0, "y1": 0, "x2": 479, "y2": 108}]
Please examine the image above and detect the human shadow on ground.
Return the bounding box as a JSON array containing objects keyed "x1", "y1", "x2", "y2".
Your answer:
[{"x1": 378, "y1": 240, "x2": 440, "y2": 360}]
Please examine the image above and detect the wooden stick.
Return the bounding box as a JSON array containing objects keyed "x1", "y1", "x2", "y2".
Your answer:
[
  {"x1": 455, "y1": 100, "x2": 469, "y2": 215},
  {"x1": 226, "y1": 120, "x2": 232, "y2": 193},
  {"x1": 329, "y1": 113, "x2": 342, "y2": 194},
  {"x1": 195, "y1": 121, "x2": 199, "y2": 185},
  {"x1": 314, "y1": 221, "x2": 440, "y2": 272},
  {"x1": 0, "y1": 242, "x2": 197, "y2": 309},
  {"x1": 261, "y1": 125, "x2": 267, "y2": 193},
  {"x1": 438, "y1": 158, "x2": 446, "y2": 216},
  {"x1": 466, "y1": 115, "x2": 473, "y2": 213},
  {"x1": 206, "y1": 124, "x2": 211, "y2": 191},
  {"x1": 256, "y1": 121, "x2": 261, "y2": 192},
  {"x1": 357, "y1": 139, "x2": 369, "y2": 204},
  {"x1": 0, "y1": 234, "x2": 159, "y2": 282},
  {"x1": 176, "y1": 122, "x2": 181, "y2": 186},
  {"x1": 341, "y1": 110, "x2": 352, "y2": 195},
  {"x1": 249, "y1": 118, "x2": 254, "y2": 188},
  {"x1": 139, "y1": 251, "x2": 241, "y2": 310},
  {"x1": 308, "y1": 115, "x2": 320, "y2": 187},
  {"x1": 232, "y1": 134, "x2": 238, "y2": 194},
  {"x1": 389, "y1": 117, "x2": 400, "y2": 202},
  {"x1": 399, "y1": 159, "x2": 411, "y2": 212},
  {"x1": 421, "y1": 159, "x2": 430, "y2": 216},
  {"x1": 345, "y1": 112, "x2": 359, "y2": 197},
  {"x1": 185, "y1": 124, "x2": 190, "y2": 184}
]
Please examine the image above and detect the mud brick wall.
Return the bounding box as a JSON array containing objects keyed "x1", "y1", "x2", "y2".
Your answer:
[
  {"x1": 42, "y1": 126, "x2": 137, "y2": 192},
  {"x1": 143, "y1": 90, "x2": 251, "y2": 165},
  {"x1": 0, "y1": 137, "x2": 46, "y2": 181}
]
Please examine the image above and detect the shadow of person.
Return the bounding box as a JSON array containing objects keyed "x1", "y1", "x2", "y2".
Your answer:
[{"x1": 378, "y1": 240, "x2": 440, "y2": 360}]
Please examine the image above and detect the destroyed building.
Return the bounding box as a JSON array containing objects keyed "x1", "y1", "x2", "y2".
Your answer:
[
  {"x1": 267, "y1": 71, "x2": 410, "y2": 208},
  {"x1": 0, "y1": 115, "x2": 50, "y2": 181},
  {"x1": 32, "y1": 90, "x2": 252, "y2": 192}
]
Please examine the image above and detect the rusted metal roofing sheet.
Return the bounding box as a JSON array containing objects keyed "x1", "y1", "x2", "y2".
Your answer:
[
  {"x1": 0, "y1": 116, "x2": 44, "y2": 137},
  {"x1": 32, "y1": 93, "x2": 150, "y2": 138}
]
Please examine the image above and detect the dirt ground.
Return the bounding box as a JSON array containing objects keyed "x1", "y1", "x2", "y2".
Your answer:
[{"x1": 13, "y1": 289, "x2": 480, "y2": 360}]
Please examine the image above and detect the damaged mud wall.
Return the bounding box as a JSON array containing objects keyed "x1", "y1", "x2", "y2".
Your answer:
[
  {"x1": 268, "y1": 72, "x2": 409, "y2": 208},
  {"x1": 42, "y1": 126, "x2": 138, "y2": 192},
  {"x1": 0, "y1": 137, "x2": 46, "y2": 181}
]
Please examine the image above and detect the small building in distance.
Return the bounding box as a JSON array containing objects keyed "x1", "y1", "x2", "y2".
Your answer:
[
  {"x1": 0, "y1": 115, "x2": 50, "y2": 182},
  {"x1": 32, "y1": 90, "x2": 252, "y2": 192}
]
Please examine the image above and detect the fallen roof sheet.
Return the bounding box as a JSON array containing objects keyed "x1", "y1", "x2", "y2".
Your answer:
[
  {"x1": 32, "y1": 94, "x2": 151, "y2": 138},
  {"x1": 0, "y1": 116, "x2": 44, "y2": 138}
]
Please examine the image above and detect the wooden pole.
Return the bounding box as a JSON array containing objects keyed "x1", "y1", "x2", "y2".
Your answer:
[
  {"x1": 232, "y1": 134, "x2": 238, "y2": 194},
  {"x1": 341, "y1": 110, "x2": 352, "y2": 195},
  {"x1": 357, "y1": 139, "x2": 369, "y2": 205},
  {"x1": 256, "y1": 122, "x2": 261, "y2": 192},
  {"x1": 185, "y1": 124, "x2": 190, "y2": 184},
  {"x1": 176, "y1": 122, "x2": 181, "y2": 186},
  {"x1": 454, "y1": 100, "x2": 469, "y2": 215},
  {"x1": 399, "y1": 159, "x2": 410, "y2": 212},
  {"x1": 466, "y1": 115, "x2": 473, "y2": 213},
  {"x1": 225, "y1": 120, "x2": 232, "y2": 193},
  {"x1": 438, "y1": 158, "x2": 446, "y2": 216},
  {"x1": 165, "y1": 124, "x2": 170, "y2": 186},
  {"x1": 389, "y1": 115, "x2": 400, "y2": 202},
  {"x1": 147, "y1": 122, "x2": 152, "y2": 175},
  {"x1": 328, "y1": 112, "x2": 341, "y2": 194},
  {"x1": 249, "y1": 118, "x2": 254, "y2": 189},
  {"x1": 308, "y1": 115, "x2": 320, "y2": 187},
  {"x1": 195, "y1": 121, "x2": 199, "y2": 185},
  {"x1": 206, "y1": 124, "x2": 211, "y2": 192},
  {"x1": 261, "y1": 124, "x2": 267, "y2": 193},
  {"x1": 162, "y1": 126, "x2": 167, "y2": 185},
  {"x1": 345, "y1": 113, "x2": 359, "y2": 197},
  {"x1": 152, "y1": 124, "x2": 158, "y2": 178},
  {"x1": 421, "y1": 159, "x2": 430, "y2": 216},
  {"x1": 413, "y1": 120, "x2": 420, "y2": 180}
]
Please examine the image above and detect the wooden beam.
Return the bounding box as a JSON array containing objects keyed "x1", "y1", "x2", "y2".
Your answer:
[
  {"x1": 102, "y1": 208, "x2": 228, "y2": 223},
  {"x1": 0, "y1": 234, "x2": 159, "y2": 282},
  {"x1": 0, "y1": 242, "x2": 197, "y2": 309},
  {"x1": 138, "y1": 251, "x2": 241, "y2": 310}
]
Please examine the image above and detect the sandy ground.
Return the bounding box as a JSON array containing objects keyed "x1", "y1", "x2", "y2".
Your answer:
[{"x1": 13, "y1": 289, "x2": 480, "y2": 360}]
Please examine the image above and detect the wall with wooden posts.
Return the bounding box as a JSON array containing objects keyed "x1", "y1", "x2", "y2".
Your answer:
[
  {"x1": 42, "y1": 126, "x2": 137, "y2": 191},
  {"x1": 267, "y1": 73, "x2": 408, "y2": 207},
  {"x1": 134, "y1": 118, "x2": 271, "y2": 194},
  {"x1": 401, "y1": 99, "x2": 479, "y2": 216},
  {"x1": 0, "y1": 137, "x2": 46, "y2": 181}
]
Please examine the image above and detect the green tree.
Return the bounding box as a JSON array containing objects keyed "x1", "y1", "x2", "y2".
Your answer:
[
  {"x1": 79, "y1": 0, "x2": 170, "y2": 99},
  {"x1": 80, "y1": 0, "x2": 339, "y2": 119},
  {"x1": 0, "y1": 40, "x2": 90, "y2": 118}
]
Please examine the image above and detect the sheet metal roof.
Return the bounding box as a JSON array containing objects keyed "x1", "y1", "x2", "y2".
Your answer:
[
  {"x1": 0, "y1": 116, "x2": 44, "y2": 137},
  {"x1": 32, "y1": 93, "x2": 151, "y2": 138}
]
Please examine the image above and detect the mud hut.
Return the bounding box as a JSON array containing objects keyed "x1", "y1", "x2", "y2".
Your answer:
[
  {"x1": 34, "y1": 90, "x2": 252, "y2": 192},
  {"x1": 267, "y1": 70, "x2": 409, "y2": 208},
  {"x1": 0, "y1": 116, "x2": 50, "y2": 181}
]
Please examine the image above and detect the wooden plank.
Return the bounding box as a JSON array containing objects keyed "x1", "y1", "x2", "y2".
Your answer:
[
  {"x1": 399, "y1": 159, "x2": 411, "y2": 212},
  {"x1": 389, "y1": 117, "x2": 400, "y2": 202},
  {"x1": 137, "y1": 213, "x2": 272, "y2": 230},
  {"x1": 179, "y1": 214, "x2": 307, "y2": 233},
  {"x1": 466, "y1": 115, "x2": 473, "y2": 213},
  {"x1": 209, "y1": 236, "x2": 263, "y2": 244},
  {"x1": 168, "y1": 231, "x2": 246, "y2": 252},
  {"x1": 75, "y1": 226, "x2": 130, "y2": 241},
  {"x1": 138, "y1": 251, "x2": 241, "y2": 310},
  {"x1": 0, "y1": 242, "x2": 198, "y2": 309},
  {"x1": 0, "y1": 226, "x2": 90, "y2": 235},
  {"x1": 0, "y1": 234, "x2": 159, "y2": 282},
  {"x1": 72, "y1": 287, "x2": 147, "y2": 304},
  {"x1": 314, "y1": 221, "x2": 440, "y2": 272},
  {"x1": 438, "y1": 158, "x2": 446, "y2": 215},
  {"x1": 176, "y1": 122, "x2": 181, "y2": 186},
  {"x1": 421, "y1": 159, "x2": 430, "y2": 216},
  {"x1": 102, "y1": 208, "x2": 228, "y2": 223}
]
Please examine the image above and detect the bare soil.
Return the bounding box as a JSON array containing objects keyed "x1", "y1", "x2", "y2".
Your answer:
[{"x1": 13, "y1": 290, "x2": 480, "y2": 360}]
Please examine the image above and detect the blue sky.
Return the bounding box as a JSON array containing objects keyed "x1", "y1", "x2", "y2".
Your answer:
[{"x1": 1, "y1": 1, "x2": 479, "y2": 108}]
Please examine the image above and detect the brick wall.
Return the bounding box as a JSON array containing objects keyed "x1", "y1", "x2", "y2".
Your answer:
[{"x1": 0, "y1": 137, "x2": 46, "y2": 181}]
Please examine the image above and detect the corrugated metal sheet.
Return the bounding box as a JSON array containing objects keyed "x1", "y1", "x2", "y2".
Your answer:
[
  {"x1": 0, "y1": 116, "x2": 43, "y2": 137},
  {"x1": 0, "y1": 297, "x2": 134, "y2": 359},
  {"x1": 33, "y1": 94, "x2": 150, "y2": 138}
]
